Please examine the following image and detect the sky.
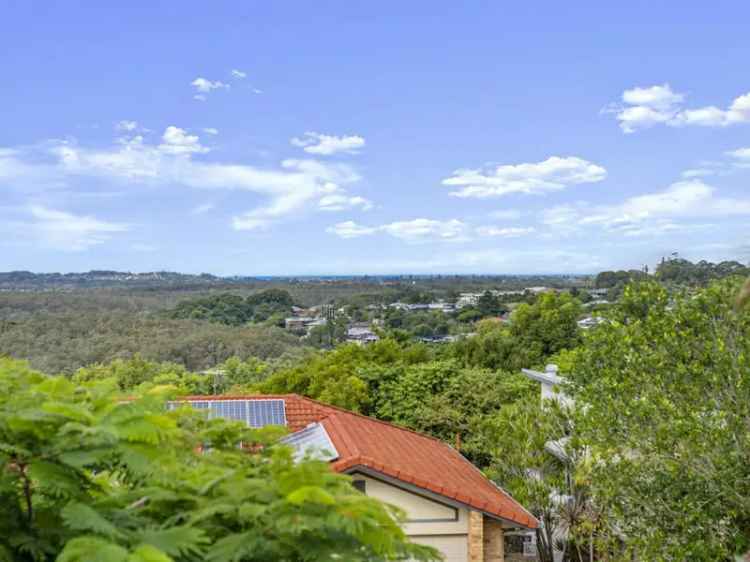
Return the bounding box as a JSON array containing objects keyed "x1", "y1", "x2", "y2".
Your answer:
[{"x1": 1, "y1": 1, "x2": 749, "y2": 275}]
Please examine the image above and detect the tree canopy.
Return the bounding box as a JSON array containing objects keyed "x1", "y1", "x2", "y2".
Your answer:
[{"x1": 567, "y1": 279, "x2": 750, "y2": 560}]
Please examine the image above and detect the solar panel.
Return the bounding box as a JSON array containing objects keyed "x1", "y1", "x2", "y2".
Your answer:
[
  {"x1": 248, "y1": 399, "x2": 286, "y2": 428},
  {"x1": 280, "y1": 422, "x2": 339, "y2": 462},
  {"x1": 167, "y1": 399, "x2": 286, "y2": 428},
  {"x1": 210, "y1": 400, "x2": 248, "y2": 423}
]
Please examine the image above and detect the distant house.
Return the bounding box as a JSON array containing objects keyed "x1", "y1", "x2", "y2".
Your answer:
[
  {"x1": 577, "y1": 316, "x2": 605, "y2": 330},
  {"x1": 284, "y1": 316, "x2": 326, "y2": 335},
  {"x1": 417, "y1": 335, "x2": 460, "y2": 344},
  {"x1": 171, "y1": 395, "x2": 538, "y2": 562},
  {"x1": 346, "y1": 324, "x2": 380, "y2": 345}
]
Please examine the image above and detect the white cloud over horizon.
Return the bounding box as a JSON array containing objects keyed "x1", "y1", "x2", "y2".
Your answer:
[
  {"x1": 0, "y1": 127, "x2": 373, "y2": 234},
  {"x1": 542, "y1": 179, "x2": 750, "y2": 237},
  {"x1": 442, "y1": 156, "x2": 607, "y2": 198},
  {"x1": 327, "y1": 218, "x2": 469, "y2": 242},
  {"x1": 22, "y1": 205, "x2": 129, "y2": 251}
]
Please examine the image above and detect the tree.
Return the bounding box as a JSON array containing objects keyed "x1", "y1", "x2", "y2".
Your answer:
[
  {"x1": 372, "y1": 360, "x2": 533, "y2": 467},
  {"x1": 0, "y1": 358, "x2": 438, "y2": 561},
  {"x1": 482, "y1": 399, "x2": 609, "y2": 562},
  {"x1": 567, "y1": 279, "x2": 750, "y2": 560},
  {"x1": 510, "y1": 292, "x2": 581, "y2": 358},
  {"x1": 476, "y1": 291, "x2": 508, "y2": 318}
]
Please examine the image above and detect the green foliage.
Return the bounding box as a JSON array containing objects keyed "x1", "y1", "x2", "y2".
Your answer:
[
  {"x1": 384, "y1": 309, "x2": 451, "y2": 337},
  {"x1": 451, "y1": 292, "x2": 581, "y2": 372},
  {"x1": 167, "y1": 290, "x2": 295, "y2": 327},
  {"x1": 261, "y1": 339, "x2": 431, "y2": 411},
  {"x1": 372, "y1": 360, "x2": 534, "y2": 466},
  {"x1": 0, "y1": 357, "x2": 439, "y2": 562},
  {"x1": 594, "y1": 269, "x2": 647, "y2": 289},
  {"x1": 475, "y1": 290, "x2": 508, "y2": 317},
  {"x1": 656, "y1": 257, "x2": 749, "y2": 286},
  {"x1": 0, "y1": 310, "x2": 303, "y2": 374},
  {"x1": 510, "y1": 292, "x2": 582, "y2": 358},
  {"x1": 72, "y1": 356, "x2": 273, "y2": 395},
  {"x1": 568, "y1": 279, "x2": 750, "y2": 560}
]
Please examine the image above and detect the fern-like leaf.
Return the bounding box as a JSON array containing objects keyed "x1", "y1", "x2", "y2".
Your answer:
[
  {"x1": 57, "y1": 536, "x2": 129, "y2": 562},
  {"x1": 61, "y1": 502, "x2": 125, "y2": 541},
  {"x1": 136, "y1": 526, "x2": 208, "y2": 558}
]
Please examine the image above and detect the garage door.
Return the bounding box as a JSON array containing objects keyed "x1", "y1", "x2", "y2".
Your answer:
[{"x1": 410, "y1": 535, "x2": 467, "y2": 562}]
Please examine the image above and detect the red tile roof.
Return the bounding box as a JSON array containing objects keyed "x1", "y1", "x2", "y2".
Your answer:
[{"x1": 178, "y1": 394, "x2": 538, "y2": 529}]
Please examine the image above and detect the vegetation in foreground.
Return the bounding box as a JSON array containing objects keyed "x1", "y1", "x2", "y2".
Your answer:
[{"x1": 0, "y1": 359, "x2": 438, "y2": 561}]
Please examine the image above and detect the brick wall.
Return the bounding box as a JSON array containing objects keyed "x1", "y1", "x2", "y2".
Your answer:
[
  {"x1": 483, "y1": 518, "x2": 505, "y2": 562},
  {"x1": 468, "y1": 511, "x2": 484, "y2": 562},
  {"x1": 468, "y1": 511, "x2": 505, "y2": 562}
]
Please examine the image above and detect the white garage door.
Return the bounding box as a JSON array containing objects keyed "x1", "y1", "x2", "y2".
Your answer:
[{"x1": 410, "y1": 535, "x2": 467, "y2": 562}]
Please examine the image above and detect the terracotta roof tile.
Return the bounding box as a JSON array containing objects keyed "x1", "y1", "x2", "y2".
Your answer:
[{"x1": 180, "y1": 394, "x2": 538, "y2": 528}]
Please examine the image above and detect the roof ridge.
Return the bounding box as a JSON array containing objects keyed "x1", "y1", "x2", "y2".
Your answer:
[
  {"x1": 292, "y1": 394, "x2": 465, "y2": 447},
  {"x1": 188, "y1": 392, "x2": 464, "y2": 448}
]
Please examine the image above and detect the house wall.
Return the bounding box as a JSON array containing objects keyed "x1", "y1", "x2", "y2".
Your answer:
[{"x1": 351, "y1": 473, "x2": 505, "y2": 562}]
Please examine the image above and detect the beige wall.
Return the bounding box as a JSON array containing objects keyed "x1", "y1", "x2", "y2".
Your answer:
[
  {"x1": 352, "y1": 473, "x2": 469, "y2": 536},
  {"x1": 351, "y1": 473, "x2": 507, "y2": 562},
  {"x1": 352, "y1": 474, "x2": 504, "y2": 562}
]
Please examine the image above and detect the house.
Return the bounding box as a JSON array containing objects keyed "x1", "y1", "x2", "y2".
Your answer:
[
  {"x1": 170, "y1": 394, "x2": 539, "y2": 562},
  {"x1": 577, "y1": 316, "x2": 605, "y2": 329},
  {"x1": 284, "y1": 316, "x2": 326, "y2": 335},
  {"x1": 346, "y1": 324, "x2": 380, "y2": 345}
]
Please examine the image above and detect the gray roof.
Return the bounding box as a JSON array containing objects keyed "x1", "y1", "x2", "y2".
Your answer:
[{"x1": 521, "y1": 367, "x2": 564, "y2": 386}]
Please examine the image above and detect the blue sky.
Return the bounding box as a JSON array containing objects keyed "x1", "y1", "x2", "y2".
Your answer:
[{"x1": 1, "y1": 1, "x2": 749, "y2": 275}]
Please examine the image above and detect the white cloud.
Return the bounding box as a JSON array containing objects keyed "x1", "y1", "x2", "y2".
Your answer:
[
  {"x1": 291, "y1": 132, "x2": 366, "y2": 156},
  {"x1": 609, "y1": 84, "x2": 750, "y2": 133},
  {"x1": 728, "y1": 147, "x2": 750, "y2": 159},
  {"x1": 25, "y1": 205, "x2": 128, "y2": 251},
  {"x1": 116, "y1": 120, "x2": 139, "y2": 132},
  {"x1": 191, "y1": 77, "x2": 230, "y2": 93},
  {"x1": 159, "y1": 126, "x2": 209, "y2": 155},
  {"x1": 543, "y1": 180, "x2": 750, "y2": 236},
  {"x1": 230, "y1": 69, "x2": 247, "y2": 79},
  {"x1": 621, "y1": 84, "x2": 684, "y2": 110},
  {"x1": 681, "y1": 168, "x2": 715, "y2": 178},
  {"x1": 0, "y1": 129, "x2": 368, "y2": 232},
  {"x1": 728, "y1": 147, "x2": 750, "y2": 167},
  {"x1": 327, "y1": 218, "x2": 468, "y2": 242},
  {"x1": 325, "y1": 221, "x2": 379, "y2": 239},
  {"x1": 443, "y1": 156, "x2": 606, "y2": 198},
  {"x1": 194, "y1": 94, "x2": 207, "y2": 102},
  {"x1": 203, "y1": 128, "x2": 219, "y2": 135},
  {"x1": 475, "y1": 226, "x2": 535, "y2": 237}
]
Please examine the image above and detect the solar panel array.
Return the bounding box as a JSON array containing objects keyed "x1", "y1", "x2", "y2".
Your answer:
[
  {"x1": 280, "y1": 422, "x2": 339, "y2": 462},
  {"x1": 167, "y1": 399, "x2": 287, "y2": 428}
]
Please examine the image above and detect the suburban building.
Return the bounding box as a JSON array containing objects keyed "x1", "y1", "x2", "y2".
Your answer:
[
  {"x1": 346, "y1": 324, "x2": 380, "y2": 345},
  {"x1": 284, "y1": 316, "x2": 326, "y2": 334},
  {"x1": 577, "y1": 316, "x2": 605, "y2": 329},
  {"x1": 170, "y1": 394, "x2": 539, "y2": 562}
]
